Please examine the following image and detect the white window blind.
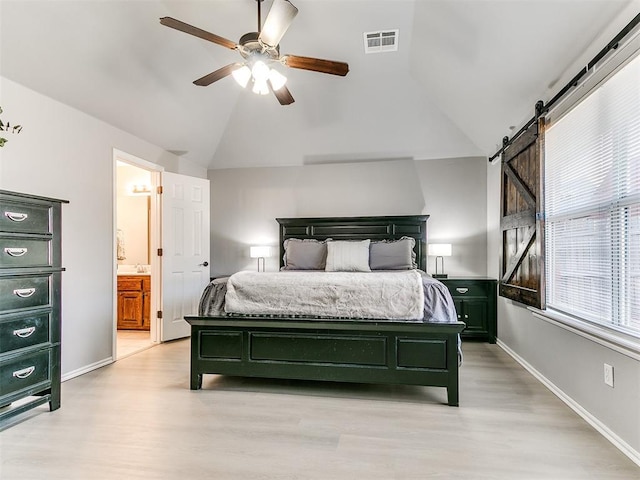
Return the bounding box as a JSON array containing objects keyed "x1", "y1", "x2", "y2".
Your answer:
[{"x1": 545, "y1": 52, "x2": 640, "y2": 339}]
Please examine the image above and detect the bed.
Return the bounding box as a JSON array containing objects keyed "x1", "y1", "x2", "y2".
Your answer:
[{"x1": 185, "y1": 215, "x2": 465, "y2": 406}]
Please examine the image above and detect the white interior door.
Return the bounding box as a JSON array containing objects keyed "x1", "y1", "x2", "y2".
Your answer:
[{"x1": 160, "y1": 172, "x2": 210, "y2": 342}]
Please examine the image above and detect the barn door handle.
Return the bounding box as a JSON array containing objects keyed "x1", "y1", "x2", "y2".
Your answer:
[
  {"x1": 5, "y1": 211, "x2": 29, "y2": 222},
  {"x1": 14, "y1": 288, "x2": 36, "y2": 298},
  {"x1": 5, "y1": 247, "x2": 28, "y2": 257}
]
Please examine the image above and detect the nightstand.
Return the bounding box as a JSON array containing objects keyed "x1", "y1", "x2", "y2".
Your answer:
[{"x1": 439, "y1": 277, "x2": 497, "y2": 343}]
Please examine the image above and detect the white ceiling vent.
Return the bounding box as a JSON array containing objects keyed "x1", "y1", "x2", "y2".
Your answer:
[{"x1": 363, "y1": 29, "x2": 399, "y2": 54}]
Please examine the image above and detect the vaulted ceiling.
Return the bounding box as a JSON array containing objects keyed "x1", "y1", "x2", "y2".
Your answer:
[{"x1": 0, "y1": 0, "x2": 633, "y2": 169}]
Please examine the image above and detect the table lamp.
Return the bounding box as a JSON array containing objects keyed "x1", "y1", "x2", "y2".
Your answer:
[{"x1": 428, "y1": 243, "x2": 452, "y2": 278}]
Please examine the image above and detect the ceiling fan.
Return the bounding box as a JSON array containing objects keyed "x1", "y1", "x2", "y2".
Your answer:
[{"x1": 160, "y1": 0, "x2": 349, "y2": 106}]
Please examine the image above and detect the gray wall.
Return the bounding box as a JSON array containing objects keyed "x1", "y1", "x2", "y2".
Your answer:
[
  {"x1": 486, "y1": 159, "x2": 640, "y2": 458},
  {"x1": 0, "y1": 77, "x2": 206, "y2": 378},
  {"x1": 208, "y1": 156, "x2": 488, "y2": 277}
]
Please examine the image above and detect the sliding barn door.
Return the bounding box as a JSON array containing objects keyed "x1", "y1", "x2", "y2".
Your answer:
[{"x1": 499, "y1": 118, "x2": 545, "y2": 309}]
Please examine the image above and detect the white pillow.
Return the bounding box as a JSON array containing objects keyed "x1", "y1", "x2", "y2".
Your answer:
[{"x1": 325, "y1": 240, "x2": 371, "y2": 272}]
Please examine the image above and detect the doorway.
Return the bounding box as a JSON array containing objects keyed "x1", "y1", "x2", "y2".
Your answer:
[
  {"x1": 114, "y1": 149, "x2": 162, "y2": 360},
  {"x1": 113, "y1": 149, "x2": 211, "y2": 358}
]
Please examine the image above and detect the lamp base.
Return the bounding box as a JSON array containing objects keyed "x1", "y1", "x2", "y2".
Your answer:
[{"x1": 432, "y1": 274, "x2": 448, "y2": 279}]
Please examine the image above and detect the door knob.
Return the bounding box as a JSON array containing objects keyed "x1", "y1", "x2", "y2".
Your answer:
[{"x1": 199, "y1": 261, "x2": 209, "y2": 267}]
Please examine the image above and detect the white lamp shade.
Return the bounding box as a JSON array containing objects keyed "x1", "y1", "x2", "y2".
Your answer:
[
  {"x1": 232, "y1": 65, "x2": 251, "y2": 88},
  {"x1": 268, "y1": 68, "x2": 287, "y2": 91},
  {"x1": 251, "y1": 61, "x2": 270, "y2": 82},
  {"x1": 428, "y1": 243, "x2": 452, "y2": 257},
  {"x1": 250, "y1": 246, "x2": 271, "y2": 258},
  {"x1": 252, "y1": 77, "x2": 270, "y2": 95}
]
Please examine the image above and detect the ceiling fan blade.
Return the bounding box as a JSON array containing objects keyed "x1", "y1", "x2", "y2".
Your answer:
[
  {"x1": 193, "y1": 64, "x2": 238, "y2": 86},
  {"x1": 282, "y1": 55, "x2": 349, "y2": 76},
  {"x1": 259, "y1": 0, "x2": 299, "y2": 48},
  {"x1": 270, "y1": 83, "x2": 295, "y2": 105},
  {"x1": 160, "y1": 17, "x2": 237, "y2": 50}
]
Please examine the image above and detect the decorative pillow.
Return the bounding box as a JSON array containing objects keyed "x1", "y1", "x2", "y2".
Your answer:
[
  {"x1": 369, "y1": 236, "x2": 417, "y2": 270},
  {"x1": 282, "y1": 238, "x2": 330, "y2": 270},
  {"x1": 325, "y1": 240, "x2": 371, "y2": 272}
]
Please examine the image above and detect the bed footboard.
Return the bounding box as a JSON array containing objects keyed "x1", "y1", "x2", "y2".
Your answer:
[{"x1": 184, "y1": 317, "x2": 465, "y2": 406}]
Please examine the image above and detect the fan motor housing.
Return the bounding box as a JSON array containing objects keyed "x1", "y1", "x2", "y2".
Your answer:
[{"x1": 239, "y1": 32, "x2": 279, "y2": 60}]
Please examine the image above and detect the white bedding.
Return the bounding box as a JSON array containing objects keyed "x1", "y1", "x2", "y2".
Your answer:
[{"x1": 224, "y1": 270, "x2": 425, "y2": 320}]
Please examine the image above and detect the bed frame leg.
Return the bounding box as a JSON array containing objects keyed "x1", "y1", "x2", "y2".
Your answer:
[
  {"x1": 447, "y1": 386, "x2": 459, "y2": 407},
  {"x1": 191, "y1": 373, "x2": 202, "y2": 390},
  {"x1": 189, "y1": 326, "x2": 202, "y2": 390}
]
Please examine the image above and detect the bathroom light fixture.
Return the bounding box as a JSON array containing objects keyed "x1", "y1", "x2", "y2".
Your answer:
[
  {"x1": 131, "y1": 184, "x2": 151, "y2": 195},
  {"x1": 250, "y1": 245, "x2": 271, "y2": 272},
  {"x1": 428, "y1": 243, "x2": 452, "y2": 279}
]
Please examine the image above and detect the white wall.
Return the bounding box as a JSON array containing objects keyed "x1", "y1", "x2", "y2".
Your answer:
[
  {"x1": 208, "y1": 156, "x2": 488, "y2": 277},
  {"x1": 0, "y1": 77, "x2": 206, "y2": 377}
]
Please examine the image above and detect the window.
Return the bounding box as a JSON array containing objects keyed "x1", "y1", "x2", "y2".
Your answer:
[{"x1": 545, "y1": 53, "x2": 640, "y2": 339}]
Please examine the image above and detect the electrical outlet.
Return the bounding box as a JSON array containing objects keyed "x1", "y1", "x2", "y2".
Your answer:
[{"x1": 604, "y1": 363, "x2": 614, "y2": 387}]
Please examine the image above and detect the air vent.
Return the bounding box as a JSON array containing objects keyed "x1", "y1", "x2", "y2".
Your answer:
[{"x1": 364, "y1": 29, "x2": 399, "y2": 54}]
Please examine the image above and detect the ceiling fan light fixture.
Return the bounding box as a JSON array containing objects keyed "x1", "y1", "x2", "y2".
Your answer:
[
  {"x1": 268, "y1": 68, "x2": 287, "y2": 91},
  {"x1": 252, "y1": 77, "x2": 270, "y2": 95},
  {"x1": 232, "y1": 65, "x2": 252, "y2": 88},
  {"x1": 251, "y1": 60, "x2": 271, "y2": 83},
  {"x1": 160, "y1": 0, "x2": 349, "y2": 106}
]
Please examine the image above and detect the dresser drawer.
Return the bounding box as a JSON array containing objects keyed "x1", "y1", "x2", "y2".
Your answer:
[
  {"x1": 0, "y1": 275, "x2": 50, "y2": 312},
  {"x1": 0, "y1": 237, "x2": 51, "y2": 269},
  {"x1": 0, "y1": 199, "x2": 51, "y2": 235},
  {"x1": 0, "y1": 349, "x2": 51, "y2": 397},
  {"x1": 442, "y1": 281, "x2": 490, "y2": 298},
  {"x1": 0, "y1": 312, "x2": 51, "y2": 354}
]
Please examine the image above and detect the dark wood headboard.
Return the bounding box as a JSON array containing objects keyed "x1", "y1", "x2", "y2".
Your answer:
[{"x1": 276, "y1": 215, "x2": 429, "y2": 271}]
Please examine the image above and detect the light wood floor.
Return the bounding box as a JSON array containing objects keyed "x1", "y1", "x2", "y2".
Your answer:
[
  {"x1": 1, "y1": 340, "x2": 637, "y2": 479},
  {"x1": 116, "y1": 329, "x2": 154, "y2": 359}
]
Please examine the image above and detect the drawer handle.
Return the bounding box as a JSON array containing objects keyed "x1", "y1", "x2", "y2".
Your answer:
[
  {"x1": 4, "y1": 247, "x2": 28, "y2": 257},
  {"x1": 14, "y1": 288, "x2": 36, "y2": 298},
  {"x1": 456, "y1": 288, "x2": 469, "y2": 294},
  {"x1": 5, "y1": 211, "x2": 29, "y2": 222},
  {"x1": 13, "y1": 366, "x2": 36, "y2": 379},
  {"x1": 13, "y1": 326, "x2": 37, "y2": 338}
]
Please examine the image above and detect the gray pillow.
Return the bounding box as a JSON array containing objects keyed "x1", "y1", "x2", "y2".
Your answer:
[
  {"x1": 369, "y1": 236, "x2": 416, "y2": 270},
  {"x1": 282, "y1": 238, "x2": 331, "y2": 270}
]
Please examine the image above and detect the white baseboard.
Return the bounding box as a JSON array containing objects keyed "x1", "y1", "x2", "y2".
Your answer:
[
  {"x1": 497, "y1": 339, "x2": 640, "y2": 467},
  {"x1": 61, "y1": 357, "x2": 114, "y2": 382}
]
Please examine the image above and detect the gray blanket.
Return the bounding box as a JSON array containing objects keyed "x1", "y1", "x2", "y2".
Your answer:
[
  {"x1": 226, "y1": 270, "x2": 424, "y2": 320},
  {"x1": 198, "y1": 270, "x2": 458, "y2": 324}
]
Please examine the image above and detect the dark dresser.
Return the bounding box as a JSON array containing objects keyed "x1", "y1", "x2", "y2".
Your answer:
[
  {"x1": 439, "y1": 277, "x2": 497, "y2": 343},
  {"x1": 0, "y1": 190, "x2": 67, "y2": 422}
]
